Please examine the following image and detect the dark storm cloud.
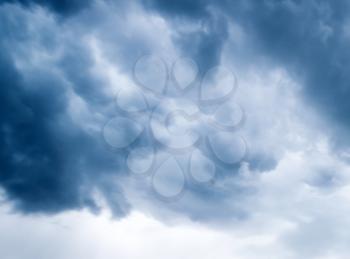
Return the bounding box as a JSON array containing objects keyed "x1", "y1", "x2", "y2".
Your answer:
[
  {"x1": 229, "y1": 0, "x2": 350, "y2": 151},
  {"x1": 0, "y1": 4, "x2": 130, "y2": 216},
  {"x1": 0, "y1": 50, "x2": 87, "y2": 213},
  {"x1": 223, "y1": 0, "x2": 350, "y2": 146},
  {"x1": 2, "y1": 0, "x2": 350, "y2": 221},
  {"x1": 0, "y1": 0, "x2": 91, "y2": 15}
]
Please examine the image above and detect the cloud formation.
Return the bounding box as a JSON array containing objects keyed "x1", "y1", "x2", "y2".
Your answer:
[
  {"x1": 0, "y1": 0, "x2": 350, "y2": 242},
  {"x1": 0, "y1": 3, "x2": 131, "y2": 215},
  {"x1": 2, "y1": 0, "x2": 350, "y2": 258}
]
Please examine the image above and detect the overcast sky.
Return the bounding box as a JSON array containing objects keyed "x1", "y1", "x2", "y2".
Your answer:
[{"x1": 1, "y1": 0, "x2": 350, "y2": 258}]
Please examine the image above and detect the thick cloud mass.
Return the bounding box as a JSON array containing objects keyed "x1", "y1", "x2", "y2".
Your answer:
[
  {"x1": 2, "y1": 0, "x2": 350, "y2": 258},
  {"x1": 0, "y1": 0, "x2": 91, "y2": 14},
  {"x1": 0, "y1": 51, "x2": 83, "y2": 212},
  {"x1": 227, "y1": 0, "x2": 350, "y2": 144},
  {"x1": 144, "y1": 0, "x2": 350, "y2": 145},
  {"x1": 0, "y1": 3, "x2": 130, "y2": 215},
  {"x1": 1, "y1": 0, "x2": 350, "y2": 230}
]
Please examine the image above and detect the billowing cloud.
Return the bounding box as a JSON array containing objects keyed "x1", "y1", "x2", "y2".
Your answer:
[
  {"x1": 0, "y1": 3, "x2": 131, "y2": 215},
  {"x1": 1, "y1": 4, "x2": 350, "y2": 259}
]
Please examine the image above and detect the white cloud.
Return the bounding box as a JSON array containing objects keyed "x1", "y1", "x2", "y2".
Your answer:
[{"x1": 0, "y1": 205, "x2": 243, "y2": 259}]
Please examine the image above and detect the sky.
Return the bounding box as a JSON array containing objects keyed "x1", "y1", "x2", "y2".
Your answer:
[{"x1": 1, "y1": 0, "x2": 350, "y2": 258}]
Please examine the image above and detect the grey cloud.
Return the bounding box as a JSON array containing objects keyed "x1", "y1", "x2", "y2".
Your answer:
[
  {"x1": 0, "y1": 3, "x2": 130, "y2": 216},
  {"x1": 142, "y1": 0, "x2": 350, "y2": 153},
  {"x1": 2, "y1": 0, "x2": 350, "y2": 227},
  {"x1": 224, "y1": 0, "x2": 350, "y2": 147},
  {"x1": 0, "y1": 0, "x2": 92, "y2": 15}
]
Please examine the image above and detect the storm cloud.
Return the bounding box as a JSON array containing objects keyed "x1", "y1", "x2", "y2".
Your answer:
[{"x1": 1, "y1": 0, "x2": 350, "y2": 229}]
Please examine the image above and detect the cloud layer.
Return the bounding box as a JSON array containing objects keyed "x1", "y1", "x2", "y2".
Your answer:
[{"x1": 1, "y1": 1, "x2": 350, "y2": 258}]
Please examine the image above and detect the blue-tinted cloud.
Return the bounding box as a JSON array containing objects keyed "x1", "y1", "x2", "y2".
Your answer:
[
  {"x1": 143, "y1": 0, "x2": 350, "y2": 148},
  {"x1": 0, "y1": 0, "x2": 91, "y2": 14},
  {"x1": 1, "y1": 0, "x2": 350, "y2": 231},
  {"x1": 0, "y1": 3, "x2": 131, "y2": 215},
  {"x1": 225, "y1": 0, "x2": 350, "y2": 147}
]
